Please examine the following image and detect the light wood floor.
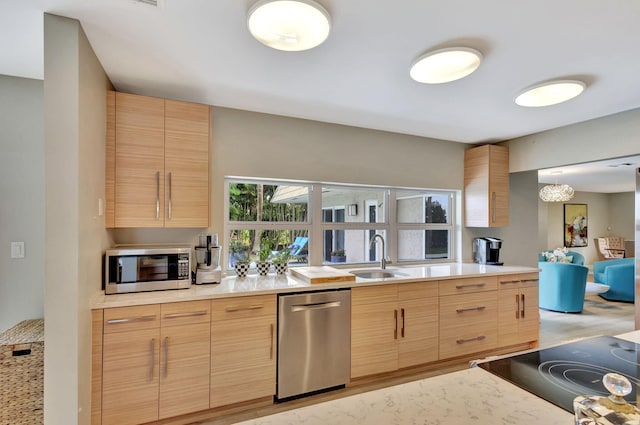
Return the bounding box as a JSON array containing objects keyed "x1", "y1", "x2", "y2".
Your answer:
[{"x1": 194, "y1": 294, "x2": 635, "y2": 425}]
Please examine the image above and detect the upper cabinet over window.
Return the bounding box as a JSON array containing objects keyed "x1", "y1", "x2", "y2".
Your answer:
[
  {"x1": 106, "y1": 91, "x2": 210, "y2": 228},
  {"x1": 464, "y1": 144, "x2": 509, "y2": 227}
]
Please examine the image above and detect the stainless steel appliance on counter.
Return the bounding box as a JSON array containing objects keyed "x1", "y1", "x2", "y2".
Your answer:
[
  {"x1": 472, "y1": 237, "x2": 504, "y2": 265},
  {"x1": 104, "y1": 246, "x2": 191, "y2": 294},
  {"x1": 194, "y1": 233, "x2": 221, "y2": 284},
  {"x1": 277, "y1": 290, "x2": 351, "y2": 401}
]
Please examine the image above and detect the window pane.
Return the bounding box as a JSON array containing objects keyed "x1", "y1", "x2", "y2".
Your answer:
[
  {"x1": 321, "y1": 187, "x2": 386, "y2": 223},
  {"x1": 228, "y1": 183, "x2": 309, "y2": 222},
  {"x1": 323, "y1": 229, "x2": 386, "y2": 264},
  {"x1": 228, "y1": 229, "x2": 309, "y2": 268},
  {"x1": 397, "y1": 191, "x2": 449, "y2": 224},
  {"x1": 398, "y1": 229, "x2": 449, "y2": 261}
]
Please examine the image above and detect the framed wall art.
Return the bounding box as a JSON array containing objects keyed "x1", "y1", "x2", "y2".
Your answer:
[{"x1": 564, "y1": 203, "x2": 588, "y2": 248}]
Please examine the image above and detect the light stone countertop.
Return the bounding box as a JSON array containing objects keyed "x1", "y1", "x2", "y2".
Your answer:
[
  {"x1": 231, "y1": 367, "x2": 573, "y2": 425},
  {"x1": 92, "y1": 262, "x2": 539, "y2": 309},
  {"x1": 230, "y1": 331, "x2": 640, "y2": 425}
]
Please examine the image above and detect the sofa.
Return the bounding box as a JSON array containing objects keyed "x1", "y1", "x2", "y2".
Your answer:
[
  {"x1": 593, "y1": 257, "x2": 635, "y2": 302},
  {"x1": 538, "y1": 250, "x2": 589, "y2": 313}
]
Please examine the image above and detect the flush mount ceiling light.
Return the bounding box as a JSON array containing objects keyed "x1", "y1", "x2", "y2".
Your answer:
[
  {"x1": 539, "y1": 172, "x2": 575, "y2": 202},
  {"x1": 247, "y1": 0, "x2": 331, "y2": 52},
  {"x1": 409, "y1": 47, "x2": 482, "y2": 84},
  {"x1": 515, "y1": 80, "x2": 586, "y2": 107}
]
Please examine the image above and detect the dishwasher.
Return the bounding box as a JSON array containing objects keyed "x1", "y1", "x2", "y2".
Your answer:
[{"x1": 277, "y1": 289, "x2": 351, "y2": 401}]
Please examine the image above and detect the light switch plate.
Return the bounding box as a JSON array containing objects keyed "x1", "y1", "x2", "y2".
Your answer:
[{"x1": 11, "y1": 241, "x2": 25, "y2": 258}]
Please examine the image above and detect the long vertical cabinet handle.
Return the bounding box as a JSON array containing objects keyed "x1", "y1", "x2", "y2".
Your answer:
[
  {"x1": 163, "y1": 337, "x2": 169, "y2": 378},
  {"x1": 521, "y1": 294, "x2": 525, "y2": 318},
  {"x1": 401, "y1": 308, "x2": 405, "y2": 338},
  {"x1": 491, "y1": 192, "x2": 497, "y2": 223},
  {"x1": 155, "y1": 171, "x2": 160, "y2": 220},
  {"x1": 167, "y1": 172, "x2": 172, "y2": 221},
  {"x1": 515, "y1": 294, "x2": 520, "y2": 319},
  {"x1": 149, "y1": 338, "x2": 155, "y2": 381},
  {"x1": 394, "y1": 309, "x2": 398, "y2": 340},
  {"x1": 270, "y1": 323, "x2": 274, "y2": 360}
]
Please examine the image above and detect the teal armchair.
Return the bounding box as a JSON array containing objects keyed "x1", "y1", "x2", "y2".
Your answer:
[
  {"x1": 593, "y1": 258, "x2": 634, "y2": 302},
  {"x1": 538, "y1": 253, "x2": 589, "y2": 313}
]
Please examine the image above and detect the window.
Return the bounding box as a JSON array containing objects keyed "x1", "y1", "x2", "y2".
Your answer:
[
  {"x1": 226, "y1": 180, "x2": 310, "y2": 270},
  {"x1": 396, "y1": 190, "x2": 453, "y2": 261},
  {"x1": 225, "y1": 178, "x2": 456, "y2": 272}
]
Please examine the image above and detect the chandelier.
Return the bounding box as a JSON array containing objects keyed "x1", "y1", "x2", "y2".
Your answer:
[{"x1": 539, "y1": 183, "x2": 575, "y2": 202}]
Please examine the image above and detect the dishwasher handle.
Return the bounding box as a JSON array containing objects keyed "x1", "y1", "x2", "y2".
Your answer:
[{"x1": 290, "y1": 301, "x2": 342, "y2": 312}]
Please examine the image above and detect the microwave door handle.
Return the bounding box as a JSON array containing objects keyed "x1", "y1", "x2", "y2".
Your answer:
[{"x1": 117, "y1": 259, "x2": 122, "y2": 284}]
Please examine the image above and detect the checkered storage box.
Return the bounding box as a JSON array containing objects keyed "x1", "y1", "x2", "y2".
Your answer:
[{"x1": 0, "y1": 319, "x2": 44, "y2": 425}]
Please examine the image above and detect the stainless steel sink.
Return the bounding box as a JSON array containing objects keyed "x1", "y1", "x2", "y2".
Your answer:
[{"x1": 351, "y1": 270, "x2": 408, "y2": 279}]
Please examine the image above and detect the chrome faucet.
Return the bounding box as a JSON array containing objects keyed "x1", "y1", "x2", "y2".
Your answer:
[{"x1": 369, "y1": 234, "x2": 390, "y2": 269}]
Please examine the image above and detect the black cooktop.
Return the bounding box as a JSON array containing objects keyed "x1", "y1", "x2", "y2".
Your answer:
[{"x1": 478, "y1": 336, "x2": 640, "y2": 413}]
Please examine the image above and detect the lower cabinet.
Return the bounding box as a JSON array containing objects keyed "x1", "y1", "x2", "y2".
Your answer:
[
  {"x1": 210, "y1": 294, "x2": 277, "y2": 408},
  {"x1": 101, "y1": 300, "x2": 211, "y2": 425},
  {"x1": 498, "y1": 273, "x2": 540, "y2": 346},
  {"x1": 351, "y1": 282, "x2": 439, "y2": 379}
]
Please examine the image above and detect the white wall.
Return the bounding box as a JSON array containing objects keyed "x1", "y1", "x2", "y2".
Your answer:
[
  {"x1": 0, "y1": 75, "x2": 44, "y2": 333},
  {"x1": 608, "y1": 192, "x2": 635, "y2": 241},
  {"x1": 44, "y1": 14, "x2": 113, "y2": 425}
]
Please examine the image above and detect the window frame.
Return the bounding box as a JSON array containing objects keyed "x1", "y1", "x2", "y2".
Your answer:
[{"x1": 223, "y1": 177, "x2": 456, "y2": 273}]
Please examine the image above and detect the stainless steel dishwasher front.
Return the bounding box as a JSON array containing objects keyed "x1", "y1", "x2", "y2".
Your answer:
[{"x1": 277, "y1": 289, "x2": 351, "y2": 400}]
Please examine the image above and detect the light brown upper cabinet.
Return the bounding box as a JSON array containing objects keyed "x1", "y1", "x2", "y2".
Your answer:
[
  {"x1": 106, "y1": 91, "x2": 210, "y2": 228},
  {"x1": 464, "y1": 144, "x2": 509, "y2": 227}
]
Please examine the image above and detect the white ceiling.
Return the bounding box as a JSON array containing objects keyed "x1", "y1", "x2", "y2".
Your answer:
[
  {"x1": 4, "y1": 0, "x2": 640, "y2": 145},
  {"x1": 538, "y1": 155, "x2": 640, "y2": 194}
]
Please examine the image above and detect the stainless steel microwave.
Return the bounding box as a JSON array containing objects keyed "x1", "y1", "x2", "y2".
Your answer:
[{"x1": 104, "y1": 246, "x2": 191, "y2": 294}]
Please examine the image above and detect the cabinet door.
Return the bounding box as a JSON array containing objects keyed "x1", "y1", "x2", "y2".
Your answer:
[
  {"x1": 102, "y1": 328, "x2": 160, "y2": 425},
  {"x1": 115, "y1": 92, "x2": 165, "y2": 227},
  {"x1": 464, "y1": 144, "x2": 509, "y2": 227},
  {"x1": 398, "y1": 296, "x2": 439, "y2": 368},
  {"x1": 498, "y1": 286, "x2": 520, "y2": 346},
  {"x1": 164, "y1": 100, "x2": 210, "y2": 227},
  {"x1": 211, "y1": 295, "x2": 276, "y2": 408},
  {"x1": 159, "y1": 301, "x2": 211, "y2": 419},
  {"x1": 518, "y1": 284, "x2": 539, "y2": 343},
  {"x1": 210, "y1": 315, "x2": 275, "y2": 407}
]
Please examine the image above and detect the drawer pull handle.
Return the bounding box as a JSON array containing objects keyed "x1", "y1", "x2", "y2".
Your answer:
[
  {"x1": 455, "y1": 283, "x2": 486, "y2": 289},
  {"x1": 516, "y1": 294, "x2": 520, "y2": 319},
  {"x1": 163, "y1": 311, "x2": 208, "y2": 319},
  {"x1": 456, "y1": 306, "x2": 486, "y2": 314},
  {"x1": 149, "y1": 338, "x2": 155, "y2": 381},
  {"x1": 394, "y1": 309, "x2": 398, "y2": 340},
  {"x1": 401, "y1": 308, "x2": 405, "y2": 338},
  {"x1": 457, "y1": 335, "x2": 486, "y2": 345},
  {"x1": 270, "y1": 323, "x2": 274, "y2": 360},
  {"x1": 163, "y1": 337, "x2": 169, "y2": 378},
  {"x1": 107, "y1": 315, "x2": 156, "y2": 324},
  {"x1": 500, "y1": 280, "x2": 519, "y2": 285},
  {"x1": 225, "y1": 304, "x2": 264, "y2": 312},
  {"x1": 521, "y1": 279, "x2": 539, "y2": 284},
  {"x1": 521, "y1": 294, "x2": 526, "y2": 318}
]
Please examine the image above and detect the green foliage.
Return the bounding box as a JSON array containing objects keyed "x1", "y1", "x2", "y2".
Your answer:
[
  {"x1": 272, "y1": 248, "x2": 291, "y2": 264},
  {"x1": 330, "y1": 249, "x2": 345, "y2": 257},
  {"x1": 257, "y1": 238, "x2": 273, "y2": 263}
]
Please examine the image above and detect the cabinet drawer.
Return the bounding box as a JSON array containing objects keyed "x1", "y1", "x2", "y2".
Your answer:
[
  {"x1": 161, "y1": 300, "x2": 211, "y2": 327},
  {"x1": 212, "y1": 295, "x2": 276, "y2": 321},
  {"x1": 352, "y1": 284, "x2": 397, "y2": 306},
  {"x1": 398, "y1": 281, "x2": 438, "y2": 301},
  {"x1": 498, "y1": 273, "x2": 539, "y2": 289},
  {"x1": 104, "y1": 304, "x2": 160, "y2": 334},
  {"x1": 439, "y1": 323, "x2": 497, "y2": 358},
  {"x1": 439, "y1": 276, "x2": 497, "y2": 295},
  {"x1": 439, "y1": 292, "x2": 497, "y2": 329}
]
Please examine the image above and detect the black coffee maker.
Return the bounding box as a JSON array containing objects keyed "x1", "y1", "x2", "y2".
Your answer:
[{"x1": 472, "y1": 237, "x2": 503, "y2": 265}]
